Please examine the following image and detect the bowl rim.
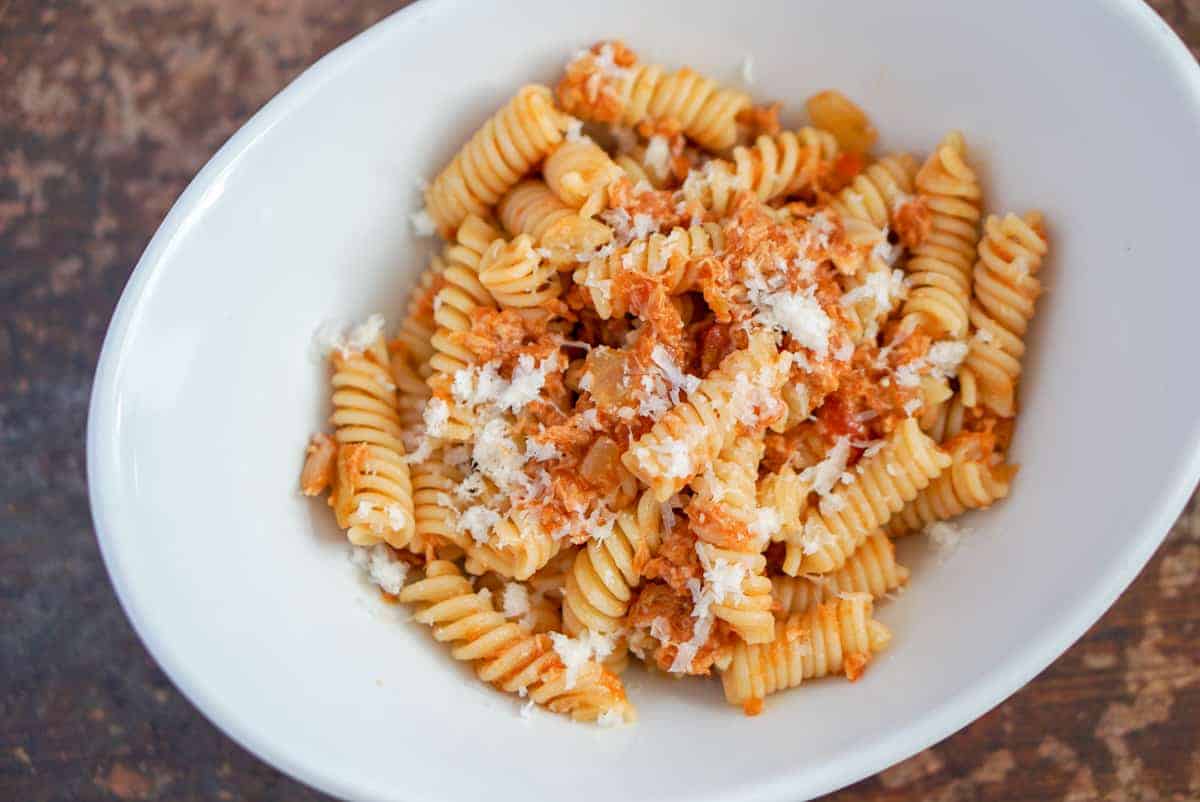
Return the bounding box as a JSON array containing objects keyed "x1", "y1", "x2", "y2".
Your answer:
[{"x1": 86, "y1": 1, "x2": 1200, "y2": 800}]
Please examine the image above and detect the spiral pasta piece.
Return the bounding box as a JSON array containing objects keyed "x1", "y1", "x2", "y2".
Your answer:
[
  {"x1": 394, "y1": 253, "x2": 446, "y2": 376},
  {"x1": 399, "y1": 559, "x2": 634, "y2": 722},
  {"x1": 688, "y1": 435, "x2": 774, "y2": 644},
  {"x1": 497, "y1": 179, "x2": 613, "y2": 266},
  {"x1": 625, "y1": 66, "x2": 750, "y2": 152},
  {"x1": 829, "y1": 153, "x2": 918, "y2": 230},
  {"x1": 543, "y1": 138, "x2": 623, "y2": 217},
  {"x1": 424, "y1": 85, "x2": 568, "y2": 238},
  {"x1": 411, "y1": 452, "x2": 469, "y2": 553},
  {"x1": 958, "y1": 212, "x2": 1049, "y2": 418},
  {"x1": 328, "y1": 335, "x2": 416, "y2": 549},
  {"x1": 614, "y1": 153, "x2": 653, "y2": 186},
  {"x1": 562, "y1": 492, "x2": 662, "y2": 636},
  {"x1": 389, "y1": 347, "x2": 432, "y2": 436},
  {"x1": 899, "y1": 131, "x2": 982, "y2": 339},
  {"x1": 464, "y1": 507, "x2": 564, "y2": 581},
  {"x1": 427, "y1": 216, "x2": 502, "y2": 440},
  {"x1": 478, "y1": 233, "x2": 562, "y2": 309},
  {"x1": 886, "y1": 433, "x2": 1017, "y2": 536},
  {"x1": 731, "y1": 128, "x2": 840, "y2": 205},
  {"x1": 770, "y1": 531, "x2": 909, "y2": 615},
  {"x1": 623, "y1": 330, "x2": 784, "y2": 501},
  {"x1": 716, "y1": 593, "x2": 892, "y2": 712},
  {"x1": 557, "y1": 44, "x2": 750, "y2": 151},
  {"x1": 574, "y1": 222, "x2": 724, "y2": 318},
  {"x1": 784, "y1": 419, "x2": 950, "y2": 575},
  {"x1": 919, "y1": 388, "x2": 967, "y2": 443}
]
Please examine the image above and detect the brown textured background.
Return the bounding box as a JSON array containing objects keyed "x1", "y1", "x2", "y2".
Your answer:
[{"x1": 2, "y1": 1, "x2": 1198, "y2": 800}]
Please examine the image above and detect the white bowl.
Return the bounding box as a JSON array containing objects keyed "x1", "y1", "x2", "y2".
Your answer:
[{"x1": 87, "y1": 1, "x2": 1200, "y2": 800}]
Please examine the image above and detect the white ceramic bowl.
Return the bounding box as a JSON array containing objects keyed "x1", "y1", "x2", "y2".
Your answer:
[{"x1": 88, "y1": 1, "x2": 1200, "y2": 800}]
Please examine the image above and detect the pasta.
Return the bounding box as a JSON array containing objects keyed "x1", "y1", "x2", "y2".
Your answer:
[
  {"x1": 782, "y1": 419, "x2": 951, "y2": 575},
  {"x1": 478, "y1": 234, "x2": 562, "y2": 308},
  {"x1": 770, "y1": 531, "x2": 908, "y2": 615},
  {"x1": 622, "y1": 329, "x2": 787, "y2": 502},
  {"x1": 899, "y1": 131, "x2": 982, "y2": 340},
  {"x1": 425, "y1": 85, "x2": 568, "y2": 238},
  {"x1": 557, "y1": 41, "x2": 750, "y2": 151},
  {"x1": 427, "y1": 215, "x2": 502, "y2": 441},
  {"x1": 958, "y1": 212, "x2": 1049, "y2": 417},
  {"x1": 400, "y1": 559, "x2": 633, "y2": 722},
  {"x1": 300, "y1": 41, "x2": 1050, "y2": 724},
  {"x1": 324, "y1": 332, "x2": 416, "y2": 549},
  {"x1": 574, "y1": 222, "x2": 723, "y2": 317},
  {"x1": 562, "y1": 491, "x2": 661, "y2": 636},
  {"x1": 716, "y1": 593, "x2": 892, "y2": 713},
  {"x1": 730, "y1": 128, "x2": 840, "y2": 206},
  {"x1": 496, "y1": 179, "x2": 613, "y2": 267},
  {"x1": 543, "y1": 137, "x2": 624, "y2": 216},
  {"x1": 886, "y1": 432, "x2": 1017, "y2": 536},
  {"x1": 689, "y1": 435, "x2": 775, "y2": 644}
]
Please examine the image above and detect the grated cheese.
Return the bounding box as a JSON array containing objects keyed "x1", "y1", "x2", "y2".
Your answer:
[
  {"x1": 653, "y1": 345, "x2": 701, "y2": 400},
  {"x1": 501, "y1": 582, "x2": 531, "y2": 620},
  {"x1": 597, "y1": 708, "x2": 624, "y2": 728},
  {"x1": 460, "y1": 505, "x2": 501, "y2": 544},
  {"x1": 669, "y1": 610, "x2": 713, "y2": 674},
  {"x1": 385, "y1": 503, "x2": 408, "y2": 532},
  {"x1": 314, "y1": 313, "x2": 387, "y2": 357},
  {"x1": 746, "y1": 273, "x2": 832, "y2": 357},
  {"x1": 351, "y1": 544, "x2": 408, "y2": 595},
  {"x1": 422, "y1": 398, "x2": 450, "y2": 438},
  {"x1": 927, "y1": 340, "x2": 970, "y2": 380},
  {"x1": 524, "y1": 439, "x2": 560, "y2": 463},
  {"x1": 748, "y1": 507, "x2": 782, "y2": 544},
  {"x1": 403, "y1": 435, "x2": 434, "y2": 466},
  {"x1": 549, "y1": 630, "x2": 615, "y2": 690},
  {"x1": 565, "y1": 116, "x2": 585, "y2": 142},
  {"x1": 644, "y1": 135, "x2": 671, "y2": 175},
  {"x1": 927, "y1": 520, "x2": 969, "y2": 561},
  {"x1": 740, "y1": 54, "x2": 754, "y2": 85},
  {"x1": 799, "y1": 516, "x2": 836, "y2": 555},
  {"x1": 799, "y1": 436, "x2": 851, "y2": 497},
  {"x1": 841, "y1": 267, "x2": 906, "y2": 313},
  {"x1": 409, "y1": 208, "x2": 437, "y2": 237}
]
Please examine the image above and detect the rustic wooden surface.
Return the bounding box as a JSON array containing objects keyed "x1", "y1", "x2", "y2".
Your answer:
[{"x1": 2, "y1": 1, "x2": 1198, "y2": 800}]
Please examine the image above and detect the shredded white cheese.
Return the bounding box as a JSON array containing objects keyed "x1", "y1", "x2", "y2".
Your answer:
[
  {"x1": 421, "y1": 397, "x2": 450, "y2": 438},
  {"x1": 927, "y1": 520, "x2": 969, "y2": 562},
  {"x1": 799, "y1": 436, "x2": 852, "y2": 498},
  {"x1": 549, "y1": 630, "x2": 615, "y2": 690},
  {"x1": 565, "y1": 116, "x2": 585, "y2": 142},
  {"x1": 740, "y1": 54, "x2": 754, "y2": 86},
  {"x1": 643, "y1": 135, "x2": 671, "y2": 176},
  {"x1": 927, "y1": 340, "x2": 970, "y2": 380},
  {"x1": 409, "y1": 208, "x2": 437, "y2": 237},
  {"x1": 351, "y1": 544, "x2": 408, "y2": 595},
  {"x1": 459, "y1": 505, "x2": 501, "y2": 544},
  {"x1": 314, "y1": 313, "x2": 386, "y2": 357},
  {"x1": 501, "y1": 582, "x2": 531, "y2": 621},
  {"x1": 597, "y1": 708, "x2": 624, "y2": 728}
]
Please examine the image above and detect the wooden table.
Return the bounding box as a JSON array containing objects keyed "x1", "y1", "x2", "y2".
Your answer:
[{"x1": 2, "y1": 2, "x2": 1196, "y2": 799}]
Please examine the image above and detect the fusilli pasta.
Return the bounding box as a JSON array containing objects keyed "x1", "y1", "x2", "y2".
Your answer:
[
  {"x1": 716, "y1": 593, "x2": 892, "y2": 713},
  {"x1": 899, "y1": 131, "x2": 982, "y2": 339},
  {"x1": 770, "y1": 531, "x2": 908, "y2": 615},
  {"x1": 399, "y1": 559, "x2": 634, "y2": 722},
  {"x1": 783, "y1": 419, "x2": 951, "y2": 575},
  {"x1": 425, "y1": 85, "x2": 568, "y2": 238},
  {"x1": 958, "y1": 212, "x2": 1049, "y2": 418}
]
